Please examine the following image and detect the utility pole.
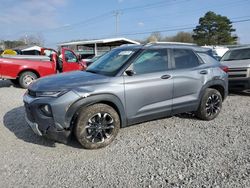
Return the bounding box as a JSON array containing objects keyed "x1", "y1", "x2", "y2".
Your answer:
[{"x1": 113, "y1": 10, "x2": 122, "y2": 37}]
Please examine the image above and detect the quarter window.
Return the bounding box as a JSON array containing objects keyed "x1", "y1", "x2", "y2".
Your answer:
[
  {"x1": 173, "y1": 49, "x2": 200, "y2": 69},
  {"x1": 132, "y1": 49, "x2": 168, "y2": 74}
]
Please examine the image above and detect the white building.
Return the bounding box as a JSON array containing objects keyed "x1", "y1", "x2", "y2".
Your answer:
[{"x1": 58, "y1": 37, "x2": 140, "y2": 59}]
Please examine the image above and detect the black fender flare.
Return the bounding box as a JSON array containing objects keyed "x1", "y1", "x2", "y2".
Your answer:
[
  {"x1": 198, "y1": 79, "x2": 227, "y2": 103},
  {"x1": 65, "y1": 94, "x2": 126, "y2": 129}
]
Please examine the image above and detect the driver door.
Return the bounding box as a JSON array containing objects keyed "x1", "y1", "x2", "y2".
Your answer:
[
  {"x1": 61, "y1": 49, "x2": 81, "y2": 72},
  {"x1": 123, "y1": 48, "x2": 174, "y2": 124}
]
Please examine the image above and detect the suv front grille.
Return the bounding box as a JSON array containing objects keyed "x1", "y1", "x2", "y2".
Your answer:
[{"x1": 228, "y1": 68, "x2": 248, "y2": 78}]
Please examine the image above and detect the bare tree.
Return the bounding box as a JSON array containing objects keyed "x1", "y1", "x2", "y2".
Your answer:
[
  {"x1": 165, "y1": 32, "x2": 194, "y2": 43},
  {"x1": 19, "y1": 33, "x2": 45, "y2": 46}
]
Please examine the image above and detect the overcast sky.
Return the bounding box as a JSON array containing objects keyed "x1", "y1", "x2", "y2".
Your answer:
[{"x1": 0, "y1": 0, "x2": 250, "y2": 47}]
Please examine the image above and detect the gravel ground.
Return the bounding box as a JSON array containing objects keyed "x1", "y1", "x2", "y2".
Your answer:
[{"x1": 0, "y1": 80, "x2": 249, "y2": 188}]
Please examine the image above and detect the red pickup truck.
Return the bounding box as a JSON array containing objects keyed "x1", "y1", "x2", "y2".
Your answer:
[{"x1": 0, "y1": 48, "x2": 87, "y2": 88}]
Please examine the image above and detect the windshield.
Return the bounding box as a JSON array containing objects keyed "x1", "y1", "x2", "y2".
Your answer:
[
  {"x1": 221, "y1": 48, "x2": 250, "y2": 61},
  {"x1": 86, "y1": 48, "x2": 136, "y2": 76}
]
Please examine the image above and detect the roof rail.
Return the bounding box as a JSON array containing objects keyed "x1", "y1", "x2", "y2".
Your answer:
[{"x1": 147, "y1": 41, "x2": 197, "y2": 46}]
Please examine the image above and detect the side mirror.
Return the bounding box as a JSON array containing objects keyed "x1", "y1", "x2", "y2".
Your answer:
[{"x1": 125, "y1": 70, "x2": 135, "y2": 76}]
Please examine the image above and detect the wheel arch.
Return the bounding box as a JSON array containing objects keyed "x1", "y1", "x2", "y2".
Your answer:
[
  {"x1": 65, "y1": 94, "x2": 127, "y2": 130},
  {"x1": 199, "y1": 80, "x2": 227, "y2": 102},
  {"x1": 17, "y1": 69, "x2": 40, "y2": 78},
  {"x1": 208, "y1": 84, "x2": 225, "y2": 101}
]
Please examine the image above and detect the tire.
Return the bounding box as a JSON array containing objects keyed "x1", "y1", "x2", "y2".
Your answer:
[
  {"x1": 196, "y1": 88, "x2": 222, "y2": 121},
  {"x1": 75, "y1": 103, "x2": 120, "y2": 149},
  {"x1": 19, "y1": 71, "x2": 37, "y2": 89}
]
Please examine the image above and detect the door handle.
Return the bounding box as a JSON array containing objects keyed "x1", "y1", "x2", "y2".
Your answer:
[
  {"x1": 199, "y1": 70, "x2": 208, "y2": 74},
  {"x1": 161, "y1": 75, "x2": 171, "y2": 79}
]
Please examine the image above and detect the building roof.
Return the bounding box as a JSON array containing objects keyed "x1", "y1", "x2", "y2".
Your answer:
[
  {"x1": 58, "y1": 37, "x2": 140, "y2": 46},
  {"x1": 13, "y1": 45, "x2": 42, "y2": 51}
]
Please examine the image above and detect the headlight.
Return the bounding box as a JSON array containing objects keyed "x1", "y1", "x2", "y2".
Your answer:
[{"x1": 36, "y1": 90, "x2": 68, "y2": 97}]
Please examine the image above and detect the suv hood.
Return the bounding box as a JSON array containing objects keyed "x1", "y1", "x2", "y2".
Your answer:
[
  {"x1": 29, "y1": 71, "x2": 109, "y2": 91},
  {"x1": 221, "y1": 59, "x2": 250, "y2": 68}
]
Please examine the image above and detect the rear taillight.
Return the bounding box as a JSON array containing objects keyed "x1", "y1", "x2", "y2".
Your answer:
[{"x1": 220, "y1": 66, "x2": 229, "y2": 73}]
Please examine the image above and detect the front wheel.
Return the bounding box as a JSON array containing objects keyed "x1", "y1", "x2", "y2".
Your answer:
[
  {"x1": 196, "y1": 88, "x2": 222, "y2": 121},
  {"x1": 75, "y1": 103, "x2": 120, "y2": 149},
  {"x1": 19, "y1": 71, "x2": 37, "y2": 89}
]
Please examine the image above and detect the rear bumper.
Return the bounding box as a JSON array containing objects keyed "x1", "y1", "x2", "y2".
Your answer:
[{"x1": 229, "y1": 77, "x2": 250, "y2": 90}]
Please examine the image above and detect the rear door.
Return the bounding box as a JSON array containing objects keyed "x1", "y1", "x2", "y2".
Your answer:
[
  {"x1": 62, "y1": 49, "x2": 81, "y2": 72},
  {"x1": 170, "y1": 48, "x2": 212, "y2": 113},
  {"x1": 123, "y1": 48, "x2": 174, "y2": 124}
]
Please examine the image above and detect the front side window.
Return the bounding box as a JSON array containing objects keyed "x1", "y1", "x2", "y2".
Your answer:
[
  {"x1": 86, "y1": 48, "x2": 136, "y2": 76},
  {"x1": 65, "y1": 50, "x2": 78, "y2": 63},
  {"x1": 131, "y1": 49, "x2": 168, "y2": 75},
  {"x1": 221, "y1": 48, "x2": 250, "y2": 61},
  {"x1": 173, "y1": 49, "x2": 200, "y2": 69}
]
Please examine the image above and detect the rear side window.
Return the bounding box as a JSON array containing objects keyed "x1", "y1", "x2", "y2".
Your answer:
[
  {"x1": 132, "y1": 49, "x2": 168, "y2": 74},
  {"x1": 173, "y1": 49, "x2": 200, "y2": 69},
  {"x1": 221, "y1": 48, "x2": 250, "y2": 61}
]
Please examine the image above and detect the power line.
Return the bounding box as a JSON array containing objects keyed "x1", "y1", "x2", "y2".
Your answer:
[{"x1": 118, "y1": 18, "x2": 250, "y2": 37}]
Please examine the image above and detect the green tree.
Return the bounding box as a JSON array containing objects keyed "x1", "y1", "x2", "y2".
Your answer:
[
  {"x1": 193, "y1": 11, "x2": 237, "y2": 45},
  {"x1": 3, "y1": 40, "x2": 25, "y2": 49}
]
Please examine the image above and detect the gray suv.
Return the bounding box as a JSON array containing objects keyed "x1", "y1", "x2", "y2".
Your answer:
[
  {"x1": 221, "y1": 47, "x2": 250, "y2": 90},
  {"x1": 23, "y1": 44, "x2": 228, "y2": 149}
]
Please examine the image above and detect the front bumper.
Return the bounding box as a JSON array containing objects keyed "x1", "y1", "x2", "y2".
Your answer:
[
  {"x1": 228, "y1": 77, "x2": 250, "y2": 90},
  {"x1": 23, "y1": 90, "x2": 81, "y2": 143}
]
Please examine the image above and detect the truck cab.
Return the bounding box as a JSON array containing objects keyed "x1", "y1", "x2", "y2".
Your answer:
[{"x1": 0, "y1": 48, "x2": 87, "y2": 88}]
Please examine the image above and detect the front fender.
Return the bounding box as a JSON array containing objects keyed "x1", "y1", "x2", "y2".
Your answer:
[{"x1": 65, "y1": 93, "x2": 126, "y2": 129}]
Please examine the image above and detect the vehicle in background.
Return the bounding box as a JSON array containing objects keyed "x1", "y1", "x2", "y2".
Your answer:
[
  {"x1": 202, "y1": 46, "x2": 229, "y2": 60},
  {"x1": 221, "y1": 47, "x2": 250, "y2": 91},
  {"x1": 0, "y1": 48, "x2": 87, "y2": 88},
  {"x1": 1, "y1": 49, "x2": 17, "y2": 55},
  {"x1": 86, "y1": 53, "x2": 107, "y2": 66},
  {"x1": 23, "y1": 43, "x2": 228, "y2": 149}
]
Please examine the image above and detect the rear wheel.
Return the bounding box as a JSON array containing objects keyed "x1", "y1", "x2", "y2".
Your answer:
[
  {"x1": 75, "y1": 103, "x2": 120, "y2": 149},
  {"x1": 19, "y1": 71, "x2": 37, "y2": 89},
  {"x1": 196, "y1": 88, "x2": 222, "y2": 121}
]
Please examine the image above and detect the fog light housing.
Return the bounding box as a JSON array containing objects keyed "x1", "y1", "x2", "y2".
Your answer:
[{"x1": 40, "y1": 104, "x2": 52, "y2": 117}]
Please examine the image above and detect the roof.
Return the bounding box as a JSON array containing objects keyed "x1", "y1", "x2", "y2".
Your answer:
[
  {"x1": 117, "y1": 43, "x2": 213, "y2": 54},
  {"x1": 22, "y1": 45, "x2": 41, "y2": 51},
  {"x1": 226, "y1": 46, "x2": 250, "y2": 51},
  {"x1": 58, "y1": 37, "x2": 140, "y2": 46},
  {"x1": 13, "y1": 45, "x2": 42, "y2": 51}
]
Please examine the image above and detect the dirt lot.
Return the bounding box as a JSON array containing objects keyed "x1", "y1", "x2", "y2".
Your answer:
[{"x1": 0, "y1": 80, "x2": 249, "y2": 188}]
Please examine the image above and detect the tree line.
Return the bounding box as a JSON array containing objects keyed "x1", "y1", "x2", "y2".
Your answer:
[
  {"x1": 1, "y1": 11, "x2": 238, "y2": 49},
  {"x1": 143, "y1": 11, "x2": 238, "y2": 45}
]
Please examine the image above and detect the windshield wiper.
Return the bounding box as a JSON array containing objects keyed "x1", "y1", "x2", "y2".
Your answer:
[{"x1": 86, "y1": 69, "x2": 98, "y2": 74}]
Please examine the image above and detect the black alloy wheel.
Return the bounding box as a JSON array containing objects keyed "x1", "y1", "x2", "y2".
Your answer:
[
  {"x1": 75, "y1": 103, "x2": 120, "y2": 149},
  {"x1": 196, "y1": 88, "x2": 222, "y2": 121}
]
